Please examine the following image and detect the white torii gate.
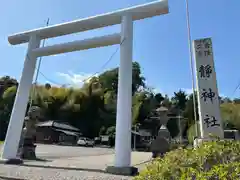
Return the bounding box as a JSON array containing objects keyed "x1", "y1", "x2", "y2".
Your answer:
[{"x1": 2, "y1": 0, "x2": 168, "y2": 174}]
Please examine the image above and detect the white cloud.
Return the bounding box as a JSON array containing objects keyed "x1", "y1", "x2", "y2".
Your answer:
[
  {"x1": 152, "y1": 87, "x2": 165, "y2": 95},
  {"x1": 57, "y1": 71, "x2": 97, "y2": 87}
]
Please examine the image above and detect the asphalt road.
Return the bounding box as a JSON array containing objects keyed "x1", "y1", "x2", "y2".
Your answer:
[{"x1": 0, "y1": 144, "x2": 114, "y2": 160}]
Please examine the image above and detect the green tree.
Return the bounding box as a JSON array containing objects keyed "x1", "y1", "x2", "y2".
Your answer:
[
  {"x1": 0, "y1": 76, "x2": 18, "y2": 97},
  {"x1": 221, "y1": 103, "x2": 240, "y2": 130},
  {"x1": 0, "y1": 86, "x2": 17, "y2": 140},
  {"x1": 171, "y1": 90, "x2": 187, "y2": 111},
  {"x1": 233, "y1": 98, "x2": 240, "y2": 104},
  {"x1": 154, "y1": 93, "x2": 164, "y2": 104},
  {"x1": 98, "y1": 61, "x2": 145, "y2": 95}
]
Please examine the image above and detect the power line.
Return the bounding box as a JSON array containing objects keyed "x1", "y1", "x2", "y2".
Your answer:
[
  {"x1": 29, "y1": 37, "x2": 126, "y2": 88},
  {"x1": 80, "y1": 38, "x2": 126, "y2": 83},
  {"x1": 38, "y1": 71, "x2": 64, "y2": 86},
  {"x1": 232, "y1": 79, "x2": 240, "y2": 97}
]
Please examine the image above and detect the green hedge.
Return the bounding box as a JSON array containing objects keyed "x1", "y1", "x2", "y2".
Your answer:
[{"x1": 134, "y1": 140, "x2": 240, "y2": 180}]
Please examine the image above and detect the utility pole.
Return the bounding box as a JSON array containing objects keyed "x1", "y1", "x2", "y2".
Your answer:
[{"x1": 29, "y1": 18, "x2": 50, "y2": 108}]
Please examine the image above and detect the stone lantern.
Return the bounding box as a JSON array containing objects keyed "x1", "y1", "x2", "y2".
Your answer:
[
  {"x1": 156, "y1": 106, "x2": 171, "y2": 140},
  {"x1": 18, "y1": 106, "x2": 41, "y2": 159},
  {"x1": 150, "y1": 103, "x2": 171, "y2": 158}
]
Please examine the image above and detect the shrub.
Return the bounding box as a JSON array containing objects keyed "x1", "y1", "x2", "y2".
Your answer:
[
  {"x1": 169, "y1": 139, "x2": 186, "y2": 151},
  {"x1": 181, "y1": 162, "x2": 240, "y2": 179},
  {"x1": 134, "y1": 140, "x2": 240, "y2": 180}
]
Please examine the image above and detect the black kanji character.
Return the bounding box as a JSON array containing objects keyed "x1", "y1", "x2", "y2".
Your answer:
[
  {"x1": 197, "y1": 50, "x2": 203, "y2": 57},
  {"x1": 205, "y1": 65, "x2": 212, "y2": 77},
  {"x1": 204, "y1": 114, "x2": 220, "y2": 128},
  {"x1": 204, "y1": 49, "x2": 212, "y2": 56},
  {"x1": 199, "y1": 65, "x2": 212, "y2": 78},
  {"x1": 201, "y1": 88, "x2": 215, "y2": 103},
  {"x1": 196, "y1": 42, "x2": 202, "y2": 50}
]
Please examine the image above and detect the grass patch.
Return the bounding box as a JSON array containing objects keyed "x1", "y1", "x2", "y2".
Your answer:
[{"x1": 0, "y1": 141, "x2": 4, "y2": 144}]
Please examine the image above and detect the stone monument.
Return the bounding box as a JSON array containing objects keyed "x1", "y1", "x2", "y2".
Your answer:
[
  {"x1": 193, "y1": 38, "x2": 224, "y2": 143},
  {"x1": 18, "y1": 106, "x2": 41, "y2": 160}
]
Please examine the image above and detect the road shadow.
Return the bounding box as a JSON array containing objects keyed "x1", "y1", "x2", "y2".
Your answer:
[
  {"x1": 0, "y1": 158, "x2": 51, "y2": 165},
  {"x1": 0, "y1": 157, "x2": 151, "y2": 177},
  {"x1": 20, "y1": 163, "x2": 139, "y2": 176},
  {"x1": 23, "y1": 157, "x2": 51, "y2": 162},
  {"x1": 34, "y1": 157, "x2": 49, "y2": 162},
  {"x1": 19, "y1": 163, "x2": 107, "y2": 174},
  {"x1": 16, "y1": 158, "x2": 151, "y2": 176}
]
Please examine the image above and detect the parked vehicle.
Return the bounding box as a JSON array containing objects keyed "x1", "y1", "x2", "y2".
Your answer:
[{"x1": 77, "y1": 137, "x2": 94, "y2": 147}]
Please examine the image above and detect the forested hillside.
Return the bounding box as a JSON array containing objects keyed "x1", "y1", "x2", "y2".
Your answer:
[{"x1": 0, "y1": 62, "x2": 239, "y2": 140}]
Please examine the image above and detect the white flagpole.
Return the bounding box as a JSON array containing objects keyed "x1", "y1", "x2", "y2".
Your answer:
[{"x1": 185, "y1": 0, "x2": 199, "y2": 138}]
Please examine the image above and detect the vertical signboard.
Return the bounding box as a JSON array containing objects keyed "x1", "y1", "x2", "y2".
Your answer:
[{"x1": 193, "y1": 38, "x2": 224, "y2": 139}]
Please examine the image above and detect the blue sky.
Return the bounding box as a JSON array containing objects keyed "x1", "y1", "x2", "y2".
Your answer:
[{"x1": 1, "y1": 0, "x2": 240, "y2": 98}]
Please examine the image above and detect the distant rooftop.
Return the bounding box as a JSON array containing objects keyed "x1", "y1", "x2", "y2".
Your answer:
[{"x1": 37, "y1": 120, "x2": 80, "y2": 132}]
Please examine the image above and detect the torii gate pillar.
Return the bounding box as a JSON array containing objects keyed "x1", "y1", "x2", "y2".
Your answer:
[{"x1": 115, "y1": 14, "x2": 133, "y2": 167}]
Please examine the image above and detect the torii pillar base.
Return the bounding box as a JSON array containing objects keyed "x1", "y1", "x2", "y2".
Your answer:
[
  {"x1": 106, "y1": 166, "x2": 138, "y2": 176},
  {"x1": 0, "y1": 158, "x2": 23, "y2": 165}
]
